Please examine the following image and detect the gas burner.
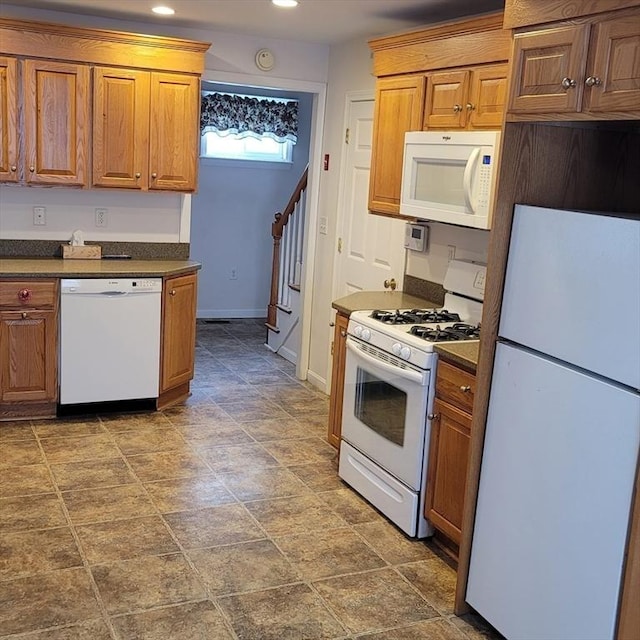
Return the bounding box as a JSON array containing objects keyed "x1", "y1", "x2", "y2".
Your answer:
[
  {"x1": 370, "y1": 308, "x2": 462, "y2": 325},
  {"x1": 409, "y1": 323, "x2": 481, "y2": 343}
]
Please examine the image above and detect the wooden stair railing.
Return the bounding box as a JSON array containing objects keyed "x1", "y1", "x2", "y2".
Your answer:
[{"x1": 266, "y1": 165, "x2": 308, "y2": 332}]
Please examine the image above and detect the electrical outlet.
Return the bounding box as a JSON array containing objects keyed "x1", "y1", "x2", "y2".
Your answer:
[
  {"x1": 447, "y1": 245, "x2": 456, "y2": 261},
  {"x1": 33, "y1": 206, "x2": 46, "y2": 226},
  {"x1": 95, "y1": 208, "x2": 108, "y2": 227},
  {"x1": 230, "y1": 268, "x2": 238, "y2": 280}
]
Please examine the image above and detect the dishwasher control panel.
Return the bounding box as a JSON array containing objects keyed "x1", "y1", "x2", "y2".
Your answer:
[{"x1": 61, "y1": 278, "x2": 163, "y2": 294}]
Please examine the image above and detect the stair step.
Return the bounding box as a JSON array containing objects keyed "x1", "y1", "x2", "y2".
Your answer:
[
  {"x1": 288, "y1": 283, "x2": 301, "y2": 292},
  {"x1": 265, "y1": 322, "x2": 280, "y2": 334},
  {"x1": 277, "y1": 304, "x2": 292, "y2": 314}
]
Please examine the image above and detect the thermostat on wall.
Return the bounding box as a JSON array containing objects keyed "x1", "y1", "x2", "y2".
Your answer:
[{"x1": 405, "y1": 223, "x2": 428, "y2": 252}]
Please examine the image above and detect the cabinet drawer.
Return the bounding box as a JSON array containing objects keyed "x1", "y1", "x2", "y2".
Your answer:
[
  {"x1": 0, "y1": 280, "x2": 58, "y2": 309},
  {"x1": 435, "y1": 359, "x2": 476, "y2": 414}
]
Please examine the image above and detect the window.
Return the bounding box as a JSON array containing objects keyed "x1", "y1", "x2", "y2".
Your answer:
[{"x1": 200, "y1": 91, "x2": 298, "y2": 163}]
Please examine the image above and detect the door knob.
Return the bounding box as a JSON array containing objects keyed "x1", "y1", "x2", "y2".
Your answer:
[{"x1": 384, "y1": 278, "x2": 397, "y2": 291}]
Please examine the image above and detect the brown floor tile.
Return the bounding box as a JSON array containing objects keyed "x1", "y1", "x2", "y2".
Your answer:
[
  {"x1": 398, "y1": 558, "x2": 458, "y2": 616},
  {"x1": 0, "y1": 527, "x2": 83, "y2": 580},
  {"x1": 111, "y1": 426, "x2": 188, "y2": 455},
  {"x1": 39, "y1": 434, "x2": 121, "y2": 464},
  {"x1": 217, "y1": 398, "x2": 291, "y2": 422},
  {"x1": 0, "y1": 464, "x2": 54, "y2": 498},
  {"x1": 313, "y1": 568, "x2": 438, "y2": 635},
  {"x1": 91, "y1": 553, "x2": 205, "y2": 615},
  {"x1": 179, "y1": 423, "x2": 255, "y2": 448},
  {"x1": 76, "y1": 516, "x2": 179, "y2": 564},
  {"x1": 111, "y1": 600, "x2": 234, "y2": 640},
  {"x1": 353, "y1": 520, "x2": 436, "y2": 565},
  {"x1": 205, "y1": 386, "x2": 263, "y2": 403},
  {"x1": 14, "y1": 618, "x2": 113, "y2": 639},
  {"x1": 198, "y1": 442, "x2": 279, "y2": 473},
  {"x1": 262, "y1": 437, "x2": 337, "y2": 467},
  {"x1": 163, "y1": 404, "x2": 234, "y2": 426},
  {"x1": 50, "y1": 458, "x2": 137, "y2": 491},
  {"x1": 189, "y1": 539, "x2": 300, "y2": 596},
  {"x1": 62, "y1": 484, "x2": 156, "y2": 525},
  {"x1": 256, "y1": 383, "x2": 321, "y2": 406},
  {"x1": 100, "y1": 411, "x2": 173, "y2": 432},
  {"x1": 283, "y1": 397, "x2": 330, "y2": 419},
  {"x1": 0, "y1": 494, "x2": 67, "y2": 532},
  {"x1": 238, "y1": 369, "x2": 297, "y2": 386},
  {"x1": 0, "y1": 567, "x2": 101, "y2": 635},
  {"x1": 275, "y1": 528, "x2": 386, "y2": 580},
  {"x1": 164, "y1": 503, "x2": 264, "y2": 549},
  {"x1": 218, "y1": 582, "x2": 346, "y2": 640},
  {"x1": 32, "y1": 417, "x2": 105, "y2": 439},
  {"x1": 126, "y1": 450, "x2": 211, "y2": 482},
  {"x1": 240, "y1": 417, "x2": 313, "y2": 441},
  {"x1": 358, "y1": 618, "x2": 469, "y2": 639},
  {"x1": 0, "y1": 420, "x2": 36, "y2": 442},
  {"x1": 218, "y1": 466, "x2": 311, "y2": 502},
  {"x1": 245, "y1": 494, "x2": 346, "y2": 537},
  {"x1": 318, "y1": 488, "x2": 383, "y2": 525},
  {"x1": 0, "y1": 440, "x2": 44, "y2": 469},
  {"x1": 288, "y1": 461, "x2": 344, "y2": 492},
  {"x1": 144, "y1": 475, "x2": 236, "y2": 513}
]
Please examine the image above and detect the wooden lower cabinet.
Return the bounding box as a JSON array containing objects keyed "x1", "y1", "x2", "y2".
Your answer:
[
  {"x1": 328, "y1": 312, "x2": 349, "y2": 448},
  {"x1": 158, "y1": 272, "x2": 198, "y2": 409},
  {"x1": 425, "y1": 359, "x2": 476, "y2": 554},
  {"x1": 0, "y1": 279, "x2": 58, "y2": 419}
]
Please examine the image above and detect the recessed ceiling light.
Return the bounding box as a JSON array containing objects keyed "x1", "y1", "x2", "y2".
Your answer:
[
  {"x1": 152, "y1": 5, "x2": 175, "y2": 15},
  {"x1": 272, "y1": 0, "x2": 299, "y2": 7}
]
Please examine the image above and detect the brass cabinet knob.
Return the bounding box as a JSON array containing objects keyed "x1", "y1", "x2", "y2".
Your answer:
[
  {"x1": 18, "y1": 288, "x2": 32, "y2": 302},
  {"x1": 151, "y1": 172, "x2": 157, "y2": 179},
  {"x1": 466, "y1": 102, "x2": 476, "y2": 111},
  {"x1": 29, "y1": 166, "x2": 35, "y2": 172},
  {"x1": 135, "y1": 172, "x2": 141, "y2": 178},
  {"x1": 340, "y1": 330, "x2": 347, "y2": 337},
  {"x1": 383, "y1": 278, "x2": 397, "y2": 291},
  {"x1": 169, "y1": 289, "x2": 176, "y2": 296},
  {"x1": 460, "y1": 385, "x2": 472, "y2": 392},
  {"x1": 22, "y1": 312, "x2": 28, "y2": 319},
  {"x1": 428, "y1": 413, "x2": 440, "y2": 421},
  {"x1": 453, "y1": 103, "x2": 463, "y2": 113},
  {"x1": 561, "y1": 77, "x2": 577, "y2": 89},
  {"x1": 585, "y1": 76, "x2": 602, "y2": 87},
  {"x1": 10, "y1": 164, "x2": 16, "y2": 172}
]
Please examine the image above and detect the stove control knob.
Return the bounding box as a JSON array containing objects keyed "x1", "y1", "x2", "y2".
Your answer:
[
  {"x1": 400, "y1": 346, "x2": 411, "y2": 360},
  {"x1": 361, "y1": 328, "x2": 371, "y2": 342},
  {"x1": 353, "y1": 325, "x2": 363, "y2": 338},
  {"x1": 392, "y1": 342, "x2": 402, "y2": 356}
]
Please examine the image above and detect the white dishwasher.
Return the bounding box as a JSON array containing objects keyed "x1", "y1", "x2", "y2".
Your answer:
[{"x1": 60, "y1": 278, "x2": 162, "y2": 404}]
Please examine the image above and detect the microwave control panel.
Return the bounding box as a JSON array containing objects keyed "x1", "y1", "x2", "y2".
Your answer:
[{"x1": 477, "y1": 155, "x2": 493, "y2": 211}]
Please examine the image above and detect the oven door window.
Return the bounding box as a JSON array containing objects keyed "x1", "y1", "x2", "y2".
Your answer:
[{"x1": 354, "y1": 367, "x2": 407, "y2": 446}]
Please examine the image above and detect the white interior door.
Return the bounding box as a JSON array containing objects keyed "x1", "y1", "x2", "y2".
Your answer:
[{"x1": 334, "y1": 95, "x2": 406, "y2": 297}]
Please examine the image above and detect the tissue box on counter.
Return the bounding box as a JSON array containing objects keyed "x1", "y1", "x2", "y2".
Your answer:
[{"x1": 61, "y1": 245, "x2": 102, "y2": 259}]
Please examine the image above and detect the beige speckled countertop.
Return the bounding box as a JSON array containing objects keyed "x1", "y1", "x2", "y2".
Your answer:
[
  {"x1": 0, "y1": 258, "x2": 201, "y2": 278},
  {"x1": 434, "y1": 341, "x2": 480, "y2": 373},
  {"x1": 332, "y1": 291, "x2": 440, "y2": 316}
]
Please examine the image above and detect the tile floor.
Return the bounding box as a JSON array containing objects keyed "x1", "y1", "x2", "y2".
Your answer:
[{"x1": 0, "y1": 319, "x2": 502, "y2": 639}]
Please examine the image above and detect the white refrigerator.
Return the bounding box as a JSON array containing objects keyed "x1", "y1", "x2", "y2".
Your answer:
[{"x1": 467, "y1": 205, "x2": 640, "y2": 640}]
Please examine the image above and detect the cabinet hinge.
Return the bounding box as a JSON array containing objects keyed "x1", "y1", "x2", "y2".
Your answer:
[
  {"x1": 331, "y1": 341, "x2": 334, "y2": 356},
  {"x1": 345, "y1": 128, "x2": 350, "y2": 144}
]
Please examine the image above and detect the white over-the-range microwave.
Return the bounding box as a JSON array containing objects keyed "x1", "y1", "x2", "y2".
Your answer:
[{"x1": 400, "y1": 130, "x2": 501, "y2": 230}]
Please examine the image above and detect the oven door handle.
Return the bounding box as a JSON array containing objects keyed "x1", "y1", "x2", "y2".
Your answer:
[{"x1": 346, "y1": 338, "x2": 426, "y2": 385}]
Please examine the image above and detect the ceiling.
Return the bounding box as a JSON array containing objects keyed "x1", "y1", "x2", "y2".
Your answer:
[{"x1": 9, "y1": 0, "x2": 505, "y2": 44}]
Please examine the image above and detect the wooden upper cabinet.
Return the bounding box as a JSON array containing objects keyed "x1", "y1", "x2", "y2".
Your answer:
[
  {"x1": 149, "y1": 73, "x2": 199, "y2": 191},
  {"x1": 23, "y1": 59, "x2": 89, "y2": 185},
  {"x1": 509, "y1": 24, "x2": 590, "y2": 114},
  {"x1": 467, "y1": 63, "x2": 509, "y2": 128},
  {"x1": 424, "y1": 70, "x2": 469, "y2": 129},
  {"x1": 584, "y1": 14, "x2": 640, "y2": 112},
  {"x1": 0, "y1": 56, "x2": 18, "y2": 182},
  {"x1": 369, "y1": 74, "x2": 425, "y2": 216},
  {"x1": 93, "y1": 67, "x2": 150, "y2": 189}
]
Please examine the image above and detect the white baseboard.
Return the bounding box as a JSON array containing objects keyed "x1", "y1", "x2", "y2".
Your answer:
[
  {"x1": 306, "y1": 370, "x2": 328, "y2": 394},
  {"x1": 278, "y1": 346, "x2": 298, "y2": 365},
  {"x1": 197, "y1": 309, "x2": 265, "y2": 319}
]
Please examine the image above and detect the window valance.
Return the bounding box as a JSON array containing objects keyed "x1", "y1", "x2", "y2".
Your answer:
[{"x1": 200, "y1": 92, "x2": 298, "y2": 143}]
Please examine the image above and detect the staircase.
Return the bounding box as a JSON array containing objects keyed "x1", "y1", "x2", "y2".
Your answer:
[{"x1": 265, "y1": 165, "x2": 308, "y2": 363}]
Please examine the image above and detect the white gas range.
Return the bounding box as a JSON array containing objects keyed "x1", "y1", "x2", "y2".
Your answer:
[{"x1": 339, "y1": 259, "x2": 486, "y2": 538}]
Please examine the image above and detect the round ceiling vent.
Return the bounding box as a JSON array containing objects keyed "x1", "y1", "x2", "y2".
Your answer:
[{"x1": 255, "y1": 48, "x2": 275, "y2": 72}]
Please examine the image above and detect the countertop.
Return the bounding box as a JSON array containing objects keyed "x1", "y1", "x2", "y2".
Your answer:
[
  {"x1": 332, "y1": 290, "x2": 440, "y2": 316},
  {"x1": 0, "y1": 258, "x2": 201, "y2": 278},
  {"x1": 434, "y1": 341, "x2": 480, "y2": 373}
]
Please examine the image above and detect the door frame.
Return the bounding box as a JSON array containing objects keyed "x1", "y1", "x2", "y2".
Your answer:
[{"x1": 201, "y1": 69, "x2": 327, "y2": 382}]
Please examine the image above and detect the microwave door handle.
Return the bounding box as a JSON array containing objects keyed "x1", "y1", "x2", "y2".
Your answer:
[
  {"x1": 346, "y1": 337, "x2": 425, "y2": 385},
  {"x1": 463, "y1": 147, "x2": 481, "y2": 213}
]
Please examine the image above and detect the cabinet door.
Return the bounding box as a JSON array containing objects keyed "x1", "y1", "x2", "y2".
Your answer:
[
  {"x1": 23, "y1": 59, "x2": 89, "y2": 185},
  {"x1": 425, "y1": 398, "x2": 471, "y2": 544},
  {"x1": 93, "y1": 67, "x2": 150, "y2": 189},
  {"x1": 468, "y1": 64, "x2": 508, "y2": 128},
  {"x1": 161, "y1": 273, "x2": 197, "y2": 393},
  {"x1": 424, "y1": 70, "x2": 469, "y2": 129},
  {"x1": 327, "y1": 313, "x2": 349, "y2": 449},
  {"x1": 149, "y1": 73, "x2": 199, "y2": 191},
  {"x1": 508, "y1": 24, "x2": 590, "y2": 114},
  {"x1": 0, "y1": 56, "x2": 18, "y2": 183},
  {"x1": 0, "y1": 309, "x2": 57, "y2": 403},
  {"x1": 369, "y1": 74, "x2": 425, "y2": 216},
  {"x1": 584, "y1": 14, "x2": 640, "y2": 113}
]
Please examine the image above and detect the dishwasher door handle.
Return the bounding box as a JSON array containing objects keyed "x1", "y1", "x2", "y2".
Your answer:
[{"x1": 99, "y1": 291, "x2": 128, "y2": 296}]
